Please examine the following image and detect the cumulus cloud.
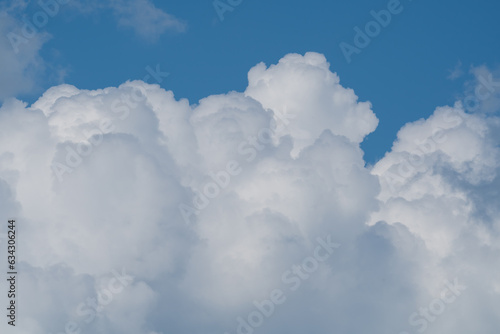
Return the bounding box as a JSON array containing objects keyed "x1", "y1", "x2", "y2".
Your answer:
[
  {"x1": 370, "y1": 85, "x2": 500, "y2": 332},
  {"x1": 0, "y1": 52, "x2": 499, "y2": 334},
  {"x1": 245, "y1": 52, "x2": 378, "y2": 156}
]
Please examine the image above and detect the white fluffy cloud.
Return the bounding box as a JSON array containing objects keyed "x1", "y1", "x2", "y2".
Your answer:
[
  {"x1": 369, "y1": 73, "x2": 500, "y2": 333},
  {"x1": 0, "y1": 53, "x2": 499, "y2": 334},
  {"x1": 245, "y1": 52, "x2": 378, "y2": 156}
]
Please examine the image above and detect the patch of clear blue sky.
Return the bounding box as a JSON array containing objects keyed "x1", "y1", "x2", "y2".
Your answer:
[{"x1": 22, "y1": 0, "x2": 500, "y2": 164}]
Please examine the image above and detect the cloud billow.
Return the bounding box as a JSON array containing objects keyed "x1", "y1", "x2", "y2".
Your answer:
[{"x1": 0, "y1": 52, "x2": 499, "y2": 334}]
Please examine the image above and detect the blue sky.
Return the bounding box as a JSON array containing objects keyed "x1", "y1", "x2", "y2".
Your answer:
[{"x1": 8, "y1": 0, "x2": 498, "y2": 163}]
